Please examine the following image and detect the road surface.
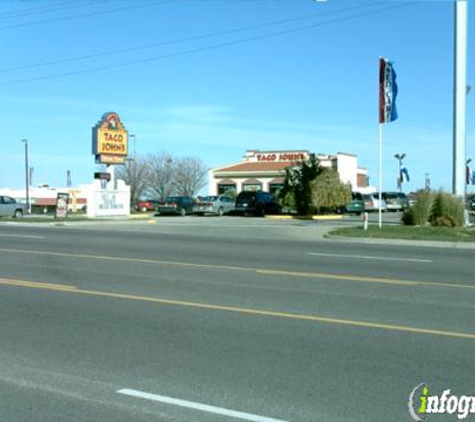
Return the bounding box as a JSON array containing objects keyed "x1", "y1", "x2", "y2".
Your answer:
[{"x1": 0, "y1": 218, "x2": 473, "y2": 421}]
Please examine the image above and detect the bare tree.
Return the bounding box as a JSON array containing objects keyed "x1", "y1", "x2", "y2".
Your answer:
[
  {"x1": 146, "y1": 152, "x2": 176, "y2": 199},
  {"x1": 173, "y1": 156, "x2": 208, "y2": 196},
  {"x1": 116, "y1": 155, "x2": 148, "y2": 205}
]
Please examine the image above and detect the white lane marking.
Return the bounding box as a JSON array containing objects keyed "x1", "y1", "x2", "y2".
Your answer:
[
  {"x1": 0, "y1": 233, "x2": 45, "y2": 239},
  {"x1": 307, "y1": 252, "x2": 432, "y2": 263},
  {"x1": 117, "y1": 388, "x2": 289, "y2": 422}
]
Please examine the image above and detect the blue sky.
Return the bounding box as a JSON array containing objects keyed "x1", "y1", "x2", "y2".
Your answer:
[{"x1": 0, "y1": 0, "x2": 474, "y2": 193}]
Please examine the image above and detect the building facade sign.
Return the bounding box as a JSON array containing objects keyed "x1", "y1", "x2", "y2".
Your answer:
[
  {"x1": 92, "y1": 112, "x2": 128, "y2": 164},
  {"x1": 256, "y1": 152, "x2": 308, "y2": 162},
  {"x1": 208, "y1": 150, "x2": 369, "y2": 196}
]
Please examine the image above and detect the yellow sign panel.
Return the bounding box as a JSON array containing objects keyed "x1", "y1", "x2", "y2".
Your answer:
[
  {"x1": 92, "y1": 112, "x2": 129, "y2": 157},
  {"x1": 96, "y1": 128, "x2": 128, "y2": 156}
]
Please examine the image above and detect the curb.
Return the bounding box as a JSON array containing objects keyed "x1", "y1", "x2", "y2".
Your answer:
[
  {"x1": 265, "y1": 215, "x2": 343, "y2": 221},
  {"x1": 324, "y1": 233, "x2": 475, "y2": 250}
]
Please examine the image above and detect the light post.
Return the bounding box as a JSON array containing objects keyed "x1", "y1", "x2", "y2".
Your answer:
[
  {"x1": 22, "y1": 139, "x2": 30, "y2": 214},
  {"x1": 425, "y1": 173, "x2": 431, "y2": 191},
  {"x1": 130, "y1": 134, "x2": 136, "y2": 160},
  {"x1": 394, "y1": 153, "x2": 406, "y2": 192}
]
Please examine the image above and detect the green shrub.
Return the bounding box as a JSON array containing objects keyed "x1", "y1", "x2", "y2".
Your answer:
[
  {"x1": 310, "y1": 169, "x2": 351, "y2": 214},
  {"x1": 279, "y1": 155, "x2": 321, "y2": 215},
  {"x1": 402, "y1": 190, "x2": 433, "y2": 226},
  {"x1": 402, "y1": 190, "x2": 465, "y2": 227},
  {"x1": 278, "y1": 190, "x2": 296, "y2": 214},
  {"x1": 429, "y1": 191, "x2": 464, "y2": 227}
]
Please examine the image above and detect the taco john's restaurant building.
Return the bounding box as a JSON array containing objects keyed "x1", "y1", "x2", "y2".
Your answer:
[{"x1": 208, "y1": 150, "x2": 368, "y2": 196}]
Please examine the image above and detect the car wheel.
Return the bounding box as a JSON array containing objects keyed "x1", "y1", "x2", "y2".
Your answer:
[
  {"x1": 180, "y1": 208, "x2": 186, "y2": 217},
  {"x1": 218, "y1": 207, "x2": 224, "y2": 217},
  {"x1": 14, "y1": 209, "x2": 23, "y2": 219}
]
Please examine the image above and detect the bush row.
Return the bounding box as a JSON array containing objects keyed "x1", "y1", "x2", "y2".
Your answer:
[{"x1": 402, "y1": 190, "x2": 465, "y2": 227}]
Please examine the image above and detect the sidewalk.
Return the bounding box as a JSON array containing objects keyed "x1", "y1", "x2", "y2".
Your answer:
[{"x1": 324, "y1": 232, "x2": 475, "y2": 250}]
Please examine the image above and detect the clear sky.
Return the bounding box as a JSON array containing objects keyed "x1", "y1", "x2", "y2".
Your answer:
[{"x1": 1, "y1": 0, "x2": 474, "y2": 193}]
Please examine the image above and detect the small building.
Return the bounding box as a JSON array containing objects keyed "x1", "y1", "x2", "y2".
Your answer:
[
  {"x1": 0, "y1": 186, "x2": 87, "y2": 212},
  {"x1": 208, "y1": 150, "x2": 368, "y2": 196}
]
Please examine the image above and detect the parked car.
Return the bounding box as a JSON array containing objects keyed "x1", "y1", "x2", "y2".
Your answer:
[
  {"x1": 363, "y1": 194, "x2": 388, "y2": 212},
  {"x1": 381, "y1": 192, "x2": 409, "y2": 211},
  {"x1": 235, "y1": 191, "x2": 281, "y2": 216},
  {"x1": 193, "y1": 195, "x2": 235, "y2": 216},
  {"x1": 156, "y1": 196, "x2": 195, "y2": 216},
  {"x1": 135, "y1": 198, "x2": 160, "y2": 212},
  {"x1": 342, "y1": 192, "x2": 365, "y2": 215},
  {"x1": 468, "y1": 194, "x2": 475, "y2": 211},
  {"x1": 0, "y1": 196, "x2": 27, "y2": 218}
]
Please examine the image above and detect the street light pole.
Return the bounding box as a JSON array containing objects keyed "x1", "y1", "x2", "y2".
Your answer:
[
  {"x1": 22, "y1": 139, "x2": 30, "y2": 214},
  {"x1": 130, "y1": 134, "x2": 136, "y2": 160}
]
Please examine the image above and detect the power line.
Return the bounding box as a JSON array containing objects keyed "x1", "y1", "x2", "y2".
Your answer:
[
  {"x1": 0, "y1": 1, "x2": 381, "y2": 74},
  {"x1": 0, "y1": 2, "x2": 416, "y2": 86},
  {"x1": 0, "y1": 0, "x2": 86, "y2": 19},
  {"x1": 0, "y1": 0, "x2": 174, "y2": 31}
]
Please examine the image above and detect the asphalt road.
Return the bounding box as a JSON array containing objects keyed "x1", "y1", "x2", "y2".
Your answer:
[{"x1": 0, "y1": 217, "x2": 474, "y2": 421}]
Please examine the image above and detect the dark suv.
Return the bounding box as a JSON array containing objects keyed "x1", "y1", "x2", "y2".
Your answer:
[
  {"x1": 156, "y1": 196, "x2": 195, "y2": 216},
  {"x1": 235, "y1": 191, "x2": 281, "y2": 216}
]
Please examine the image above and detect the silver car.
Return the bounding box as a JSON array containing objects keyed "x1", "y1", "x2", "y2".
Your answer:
[
  {"x1": 0, "y1": 196, "x2": 27, "y2": 218},
  {"x1": 193, "y1": 195, "x2": 235, "y2": 216}
]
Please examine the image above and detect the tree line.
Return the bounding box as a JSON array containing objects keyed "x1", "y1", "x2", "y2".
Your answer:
[{"x1": 116, "y1": 152, "x2": 208, "y2": 204}]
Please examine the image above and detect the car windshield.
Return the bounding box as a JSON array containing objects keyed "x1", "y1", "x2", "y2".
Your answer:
[{"x1": 203, "y1": 196, "x2": 219, "y2": 201}]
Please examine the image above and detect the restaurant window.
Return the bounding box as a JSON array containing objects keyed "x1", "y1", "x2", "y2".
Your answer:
[
  {"x1": 218, "y1": 184, "x2": 236, "y2": 195},
  {"x1": 243, "y1": 184, "x2": 262, "y2": 192}
]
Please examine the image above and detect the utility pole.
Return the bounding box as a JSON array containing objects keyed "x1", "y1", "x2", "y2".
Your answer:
[
  {"x1": 453, "y1": 0, "x2": 468, "y2": 196},
  {"x1": 22, "y1": 139, "x2": 30, "y2": 214},
  {"x1": 130, "y1": 134, "x2": 137, "y2": 161}
]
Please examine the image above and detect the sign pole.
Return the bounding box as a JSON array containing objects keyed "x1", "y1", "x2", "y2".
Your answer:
[{"x1": 378, "y1": 123, "x2": 383, "y2": 229}]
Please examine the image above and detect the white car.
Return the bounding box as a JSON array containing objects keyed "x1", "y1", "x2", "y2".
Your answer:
[
  {"x1": 363, "y1": 194, "x2": 388, "y2": 212},
  {"x1": 193, "y1": 195, "x2": 235, "y2": 216}
]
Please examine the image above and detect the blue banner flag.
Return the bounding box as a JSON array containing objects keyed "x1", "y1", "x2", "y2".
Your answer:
[
  {"x1": 467, "y1": 165, "x2": 475, "y2": 185},
  {"x1": 379, "y1": 58, "x2": 398, "y2": 124},
  {"x1": 400, "y1": 166, "x2": 410, "y2": 182}
]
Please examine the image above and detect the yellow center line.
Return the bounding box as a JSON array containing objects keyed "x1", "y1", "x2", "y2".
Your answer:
[
  {"x1": 0, "y1": 277, "x2": 77, "y2": 291},
  {"x1": 0, "y1": 247, "x2": 474, "y2": 291},
  {"x1": 0, "y1": 277, "x2": 474, "y2": 340}
]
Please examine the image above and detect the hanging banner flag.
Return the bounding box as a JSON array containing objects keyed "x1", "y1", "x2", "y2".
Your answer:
[
  {"x1": 467, "y1": 165, "x2": 475, "y2": 185},
  {"x1": 400, "y1": 166, "x2": 410, "y2": 182},
  {"x1": 379, "y1": 58, "x2": 399, "y2": 123}
]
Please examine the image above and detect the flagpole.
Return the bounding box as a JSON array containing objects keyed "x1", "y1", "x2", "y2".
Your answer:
[{"x1": 378, "y1": 123, "x2": 383, "y2": 229}]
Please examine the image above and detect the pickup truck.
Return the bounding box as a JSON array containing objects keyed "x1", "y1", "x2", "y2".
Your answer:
[{"x1": 0, "y1": 196, "x2": 27, "y2": 218}]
